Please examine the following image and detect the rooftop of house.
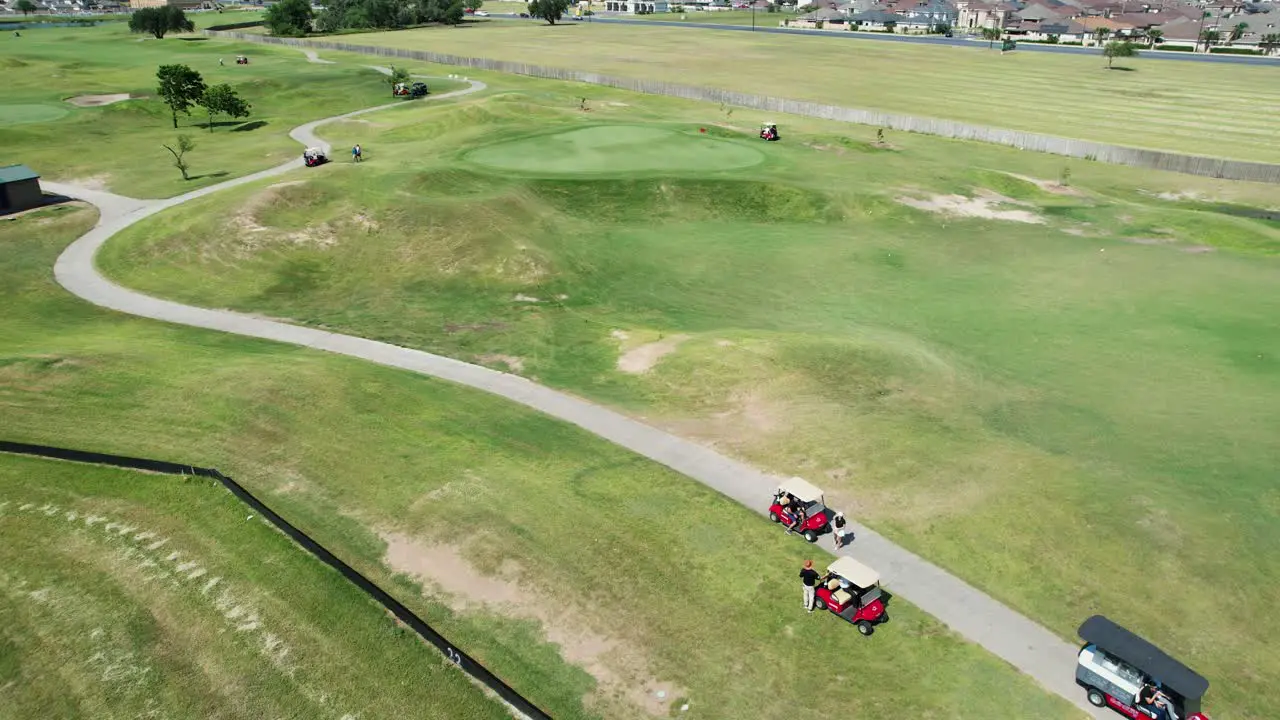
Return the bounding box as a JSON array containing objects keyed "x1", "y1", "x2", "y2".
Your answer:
[{"x1": 852, "y1": 7, "x2": 908, "y2": 19}]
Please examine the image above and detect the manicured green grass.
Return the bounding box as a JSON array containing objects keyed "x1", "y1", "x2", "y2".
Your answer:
[
  {"x1": 0, "y1": 21, "x2": 457, "y2": 197},
  {"x1": 335, "y1": 21, "x2": 1280, "y2": 162},
  {"x1": 0, "y1": 453, "x2": 507, "y2": 720},
  {"x1": 98, "y1": 75, "x2": 1280, "y2": 719},
  {"x1": 1, "y1": 202, "x2": 1080, "y2": 713},
  {"x1": 466, "y1": 124, "x2": 765, "y2": 173}
]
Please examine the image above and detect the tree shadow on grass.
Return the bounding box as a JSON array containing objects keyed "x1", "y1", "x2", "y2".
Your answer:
[
  {"x1": 187, "y1": 171, "x2": 230, "y2": 181},
  {"x1": 1106, "y1": 66, "x2": 1138, "y2": 71},
  {"x1": 178, "y1": 37, "x2": 208, "y2": 42},
  {"x1": 232, "y1": 120, "x2": 268, "y2": 132}
]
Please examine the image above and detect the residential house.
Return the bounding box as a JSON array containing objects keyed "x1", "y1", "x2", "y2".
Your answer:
[
  {"x1": 602, "y1": 0, "x2": 669, "y2": 12},
  {"x1": 792, "y1": 6, "x2": 849, "y2": 25},
  {"x1": 1024, "y1": 17, "x2": 1088, "y2": 37},
  {"x1": 850, "y1": 6, "x2": 908, "y2": 27},
  {"x1": 1077, "y1": 14, "x2": 1137, "y2": 39},
  {"x1": 896, "y1": 0, "x2": 959, "y2": 27},
  {"x1": 955, "y1": 0, "x2": 1019, "y2": 28}
]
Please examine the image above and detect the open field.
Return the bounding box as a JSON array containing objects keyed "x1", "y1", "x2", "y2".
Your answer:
[
  {"x1": 1, "y1": 163, "x2": 1079, "y2": 715},
  {"x1": 0, "y1": 452, "x2": 507, "y2": 720},
  {"x1": 335, "y1": 21, "x2": 1280, "y2": 162},
  {"x1": 0, "y1": 20, "x2": 457, "y2": 198},
  {"x1": 95, "y1": 66, "x2": 1280, "y2": 719}
]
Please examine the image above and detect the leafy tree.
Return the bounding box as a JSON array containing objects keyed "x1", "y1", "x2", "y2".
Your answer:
[
  {"x1": 1145, "y1": 27, "x2": 1162, "y2": 46},
  {"x1": 198, "y1": 84, "x2": 252, "y2": 132},
  {"x1": 1200, "y1": 28, "x2": 1220, "y2": 50},
  {"x1": 464, "y1": 0, "x2": 483, "y2": 10},
  {"x1": 1230, "y1": 21, "x2": 1248, "y2": 42},
  {"x1": 162, "y1": 135, "x2": 195, "y2": 181},
  {"x1": 385, "y1": 64, "x2": 411, "y2": 96},
  {"x1": 128, "y1": 6, "x2": 195, "y2": 39},
  {"x1": 528, "y1": 0, "x2": 571, "y2": 24},
  {"x1": 1260, "y1": 33, "x2": 1280, "y2": 55},
  {"x1": 15, "y1": 0, "x2": 36, "y2": 16},
  {"x1": 156, "y1": 64, "x2": 207, "y2": 129},
  {"x1": 981, "y1": 26, "x2": 1001, "y2": 49},
  {"x1": 265, "y1": 0, "x2": 314, "y2": 36},
  {"x1": 1103, "y1": 39, "x2": 1137, "y2": 68},
  {"x1": 1093, "y1": 28, "x2": 1111, "y2": 45}
]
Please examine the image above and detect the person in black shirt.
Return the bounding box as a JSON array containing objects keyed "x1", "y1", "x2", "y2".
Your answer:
[
  {"x1": 1138, "y1": 682, "x2": 1172, "y2": 720},
  {"x1": 800, "y1": 560, "x2": 821, "y2": 613}
]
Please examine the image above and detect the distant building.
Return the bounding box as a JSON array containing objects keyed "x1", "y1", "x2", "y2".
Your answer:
[
  {"x1": 0, "y1": 165, "x2": 43, "y2": 215},
  {"x1": 601, "y1": 0, "x2": 668, "y2": 11},
  {"x1": 129, "y1": 0, "x2": 210, "y2": 8}
]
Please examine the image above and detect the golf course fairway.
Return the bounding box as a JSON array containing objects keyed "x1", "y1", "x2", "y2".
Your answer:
[{"x1": 465, "y1": 125, "x2": 765, "y2": 174}]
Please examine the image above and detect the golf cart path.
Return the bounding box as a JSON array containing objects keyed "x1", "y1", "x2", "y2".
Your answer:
[{"x1": 46, "y1": 75, "x2": 1104, "y2": 720}]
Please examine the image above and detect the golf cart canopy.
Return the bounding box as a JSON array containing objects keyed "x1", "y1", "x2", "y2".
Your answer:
[
  {"x1": 778, "y1": 477, "x2": 823, "y2": 504},
  {"x1": 1078, "y1": 615, "x2": 1209, "y2": 700},
  {"x1": 827, "y1": 556, "x2": 879, "y2": 589}
]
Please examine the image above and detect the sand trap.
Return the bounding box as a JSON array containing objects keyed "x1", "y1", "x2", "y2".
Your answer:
[
  {"x1": 1003, "y1": 172, "x2": 1083, "y2": 196},
  {"x1": 617, "y1": 334, "x2": 689, "y2": 374},
  {"x1": 381, "y1": 533, "x2": 684, "y2": 716},
  {"x1": 896, "y1": 192, "x2": 1044, "y2": 224},
  {"x1": 66, "y1": 93, "x2": 140, "y2": 107}
]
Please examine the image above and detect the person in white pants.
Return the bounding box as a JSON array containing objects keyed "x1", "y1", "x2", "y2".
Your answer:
[{"x1": 800, "y1": 559, "x2": 820, "y2": 613}]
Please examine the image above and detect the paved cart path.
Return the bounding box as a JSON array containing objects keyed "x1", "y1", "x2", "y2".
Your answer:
[{"x1": 43, "y1": 61, "x2": 1105, "y2": 719}]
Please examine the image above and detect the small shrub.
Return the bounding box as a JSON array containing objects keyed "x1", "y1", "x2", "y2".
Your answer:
[
  {"x1": 1159, "y1": 44, "x2": 1194, "y2": 52},
  {"x1": 1209, "y1": 46, "x2": 1262, "y2": 55}
]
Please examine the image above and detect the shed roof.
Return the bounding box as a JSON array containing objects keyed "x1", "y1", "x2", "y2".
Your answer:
[{"x1": 0, "y1": 164, "x2": 40, "y2": 184}]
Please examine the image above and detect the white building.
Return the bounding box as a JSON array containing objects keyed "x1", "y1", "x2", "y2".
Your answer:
[{"x1": 602, "y1": 0, "x2": 670, "y2": 12}]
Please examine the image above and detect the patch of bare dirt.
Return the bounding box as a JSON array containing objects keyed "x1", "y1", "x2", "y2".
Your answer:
[
  {"x1": 1003, "y1": 172, "x2": 1083, "y2": 196},
  {"x1": 617, "y1": 334, "x2": 690, "y2": 374},
  {"x1": 227, "y1": 181, "x2": 336, "y2": 251},
  {"x1": 477, "y1": 354, "x2": 524, "y2": 373},
  {"x1": 65, "y1": 93, "x2": 141, "y2": 107},
  {"x1": 513, "y1": 293, "x2": 540, "y2": 303},
  {"x1": 1181, "y1": 245, "x2": 1216, "y2": 254},
  {"x1": 1123, "y1": 237, "x2": 1171, "y2": 246},
  {"x1": 381, "y1": 534, "x2": 684, "y2": 716},
  {"x1": 896, "y1": 192, "x2": 1044, "y2": 224},
  {"x1": 64, "y1": 175, "x2": 110, "y2": 192}
]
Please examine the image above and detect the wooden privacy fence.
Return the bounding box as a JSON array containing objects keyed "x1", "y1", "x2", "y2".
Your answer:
[{"x1": 207, "y1": 30, "x2": 1280, "y2": 184}]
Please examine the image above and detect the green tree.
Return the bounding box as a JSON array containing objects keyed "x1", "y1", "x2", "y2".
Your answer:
[
  {"x1": 128, "y1": 6, "x2": 195, "y2": 39},
  {"x1": 265, "y1": 0, "x2": 314, "y2": 36},
  {"x1": 464, "y1": 0, "x2": 484, "y2": 10},
  {"x1": 1093, "y1": 27, "x2": 1111, "y2": 45},
  {"x1": 1145, "y1": 27, "x2": 1162, "y2": 46},
  {"x1": 15, "y1": 0, "x2": 36, "y2": 16},
  {"x1": 1260, "y1": 33, "x2": 1280, "y2": 55},
  {"x1": 198, "y1": 84, "x2": 252, "y2": 132},
  {"x1": 1230, "y1": 21, "x2": 1248, "y2": 42},
  {"x1": 162, "y1": 135, "x2": 195, "y2": 181},
  {"x1": 1103, "y1": 39, "x2": 1138, "y2": 68},
  {"x1": 156, "y1": 64, "x2": 207, "y2": 129},
  {"x1": 1200, "y1": 28, "x2": 1220, "y2": 51},
  {"x1": 528, "y1": 0, "x2": 571, "y2": 24},
  {"x1": 385, "y1": 64, "x2": 411, "y2": 96},
  {"x1": 981, "y1": 26, "x2": 1001, "y2": 49}
]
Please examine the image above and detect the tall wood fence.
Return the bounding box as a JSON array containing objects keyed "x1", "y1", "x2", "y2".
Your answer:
[{"x1": 207, "y1": 30, "x2": 1280, "y2": 184}]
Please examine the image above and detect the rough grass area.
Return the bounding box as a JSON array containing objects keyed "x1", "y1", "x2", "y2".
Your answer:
[
  {"x1": 99, "y1": 78, "x2": 1280, "y2": 719},
  {"x1": 0, "y1": 21, "x2": 461, "y2": 198},
  {"x1": 0, "y1": 454, "x2": 507, "y2": 720},
  {"x1": 338, "y1": 21, "x2": 1280, "y2": 162},
  {"x1": 2, "y1": 198, "x2": 1080, "y2": 714}
]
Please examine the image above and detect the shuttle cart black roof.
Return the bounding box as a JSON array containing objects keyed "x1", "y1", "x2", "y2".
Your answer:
[{"x1": 1078, "y1": 615, "x2": 1209, "y2": 700}]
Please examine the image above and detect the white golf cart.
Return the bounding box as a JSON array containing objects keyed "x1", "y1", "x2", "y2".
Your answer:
[{"x1": 767, "y1": 477, "x2": 832, "y2": 543}]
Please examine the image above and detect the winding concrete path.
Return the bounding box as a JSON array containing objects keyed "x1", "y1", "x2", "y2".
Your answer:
[{"x1": 45, "y1": 58, "x2": 1103, "y2": 718}]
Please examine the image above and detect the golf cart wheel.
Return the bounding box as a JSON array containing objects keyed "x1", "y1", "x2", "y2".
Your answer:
[
  {"x1": 768, "y1": 511, "x2": 779, "y2": 523},
  {"x1": 856, "y1": 621, "x2": 874, "y2": 636},
  {"x1": 803, "y1": 530, "x2": 818, "y2": 543},
  {"x1": 1086, "y1": 689, "x2": 1106, "y2": 707}
]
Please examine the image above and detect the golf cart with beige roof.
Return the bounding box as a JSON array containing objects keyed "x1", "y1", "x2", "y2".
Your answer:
[
  {"x1": 768, "y1": 477, "x2": 832, "y2": 543},
  {"x1": 813, "y1": 556, "x2": 888, "y2": 636}
]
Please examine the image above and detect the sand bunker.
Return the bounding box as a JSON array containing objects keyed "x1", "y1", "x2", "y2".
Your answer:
[
  {"x1": 66, "y1": 93, "x2": 140, "y2": 107},
  {"x1": 382, "y1": 533, "x2": 684, "y2": 716},
  {"x1": 896, "y1": 192, "x2": 1044, "y2": 224},
  {"x1": 617, "y1": 334, "x2": 689, "y2": 374}
]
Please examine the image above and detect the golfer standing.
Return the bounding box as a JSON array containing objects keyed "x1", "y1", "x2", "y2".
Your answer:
[
  {"x1": 352, "y1": 144, "x2": 363, "y2": 162},
  {"x1": 800, "y1": 560, "x2": 820, "y2": 613}
]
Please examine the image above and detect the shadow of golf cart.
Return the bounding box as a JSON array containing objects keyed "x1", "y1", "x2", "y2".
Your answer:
[{"x1": 1075, "y1": 615, "x2": 1212, "y2": 720}]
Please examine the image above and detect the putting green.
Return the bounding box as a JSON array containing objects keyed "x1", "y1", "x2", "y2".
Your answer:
[
  {"x1": 0, "y1": 103, "x2": 70, "y2": 126},
  {"x1": 465, "y1": 125, "x2": 764, "y2": 175}
]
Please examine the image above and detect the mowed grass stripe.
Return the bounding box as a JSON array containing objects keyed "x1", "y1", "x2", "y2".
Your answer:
[{"x1": 339, "y1": 23, "x2": 1280, "y2": 160}]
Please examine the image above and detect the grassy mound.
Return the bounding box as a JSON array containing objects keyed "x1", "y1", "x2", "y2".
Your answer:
[
  {"x1": 465, "y1": 125, "x2": 765, "y2": 174},
  {"x1": 0, "y1": 103, "x2": 69, "y2": 125}
]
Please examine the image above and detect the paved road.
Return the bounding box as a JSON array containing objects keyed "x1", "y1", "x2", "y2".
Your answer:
[
  {"x1": 44, "y1": 58, "x2": 1104, "y2": 718},
  {"x1": 495, "y1": 13, "x2": 1280, "y2": 65}
]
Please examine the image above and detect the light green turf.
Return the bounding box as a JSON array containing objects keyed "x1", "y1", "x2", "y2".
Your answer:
[
  {"x1": 0, "y1": 454, "x2": 507, "y2": 720},
  {"x1": 0, "y1": 199, "x2": 1084, "y2": 718},
  {"x1": 97, "y1": 72, "x2": 1280, "y2": 720},
  {"x1": 0, "y1": 103, "x2": 70, "y2": 125},
  {"x1": 0, "y1": 20, "x2": 463, "y2": 198},
  {"x1": 336, "y1": 21, "x2": 1280, "y2": 162},
  {"x1": 465, "y1": 124, "x2": 764, "y2": 174}
]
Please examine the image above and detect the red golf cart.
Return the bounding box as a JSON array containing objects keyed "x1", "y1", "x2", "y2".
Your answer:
[
  {"x1": 302, "y1": 147, "x2": 327, "y2": 167},
  {"x1": 813, "y1": 557, "x2": 888, "y2": 636},
  {"x1": 767, "y1": 477, "x2": 832, "y2": 543},
  {"x1": 1075, "y1": 615, "x2": 1211, "y2": 720},
  {"x1": 759, "y1": 122, "x2": 779, "y2": 141}
]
